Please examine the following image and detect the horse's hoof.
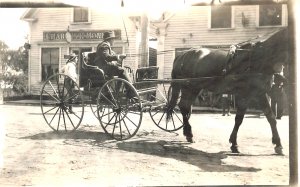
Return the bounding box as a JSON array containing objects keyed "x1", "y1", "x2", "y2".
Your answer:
[
  {"x1": 230, "y1": 145, "x2": 240, "y2": 153},
  {"x1": 186, "y1": 136, "x2": 194, "y2": 143},
  {"x1": 274, "y1": 145, "x2": 283, "y2": 155}
]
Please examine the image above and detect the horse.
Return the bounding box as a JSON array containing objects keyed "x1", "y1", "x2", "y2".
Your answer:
[{"x1": 166, "y1": 28, "x2": 289, "y2": 154}]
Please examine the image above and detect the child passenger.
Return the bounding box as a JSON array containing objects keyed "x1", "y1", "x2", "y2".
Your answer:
[{"x1": 61, "y1": 53, "x2": 78, "y2": 113}]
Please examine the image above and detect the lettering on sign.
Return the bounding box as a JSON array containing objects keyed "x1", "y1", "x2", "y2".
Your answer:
[{"x1": 43, "y1": 30, "x2": 121, "y2": 42}]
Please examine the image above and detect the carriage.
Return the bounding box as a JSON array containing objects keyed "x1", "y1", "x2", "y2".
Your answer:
[
  {"x1": 40, "y1": 28, "x2": 288, "y2": 154},
  {"x1": 40, "y1": 51, "x2": 184, "y2": 141}
]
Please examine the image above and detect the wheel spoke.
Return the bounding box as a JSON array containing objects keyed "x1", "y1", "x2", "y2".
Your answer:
[
  {"x1": 173, "y1": 110, "x2": 183, "y2": 123},
  {"x1": 62, "y1": 108, "x2": 67, "y2": 131},
  {"x1": 121, "y1": 111, "x2": 138, "y2": 128},
  {"x1": 49, "y1": 107, "x2": 60, "y2": 127},
  {"x1": 106, "y1": 84, "x2": 118, "y2": 106},
  {"x1": 104, "y1": 112, "x2": 117, "y2": 129},
  {"x1": 43, "y1": 105, "x2": 59, "y2": 115},
  {"x1": 99, "y1": 107, "x2": 116, "y2": 118},
  {"x1": 119, "y1": 114, "x2": 123, "y2": 139},
  {"x1": 48, "y1": 80, "x2": 60, "y2": 99},
  {"x1": 100, "y1": 93, "x2": 117, "y2": 107},
  {"x1": 157, "y1": 111, "x2": 166, "y2": 125},
  {"x1": 43, "y1": 90, "x2": 60, "y2": 103},
  {"x1": 57, "y1": 108, "x2": 62, "y2": 131},
  {"x1": 121, "y1": 115, "x2": 132, "y2": 137}
]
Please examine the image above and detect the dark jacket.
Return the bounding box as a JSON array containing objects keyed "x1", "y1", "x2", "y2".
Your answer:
[{"x1": 93, "y1": 41, "x2": 120, "y2": 68}]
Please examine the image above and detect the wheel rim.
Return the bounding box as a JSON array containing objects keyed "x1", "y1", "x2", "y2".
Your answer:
[
  {"x1": 40, "y1": 74, "x2": 84, "y2": 131},
  {"x1": 149, "y1": 84, "x2": 184, "y2": 132},
  {"x1": 97, "y1": 78, "x2": 142, "y2": 140}
]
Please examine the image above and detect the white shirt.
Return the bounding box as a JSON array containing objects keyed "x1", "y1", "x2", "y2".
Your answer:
[{"x1": 61, "y1": 62, "x2": 77, "y2": 81}]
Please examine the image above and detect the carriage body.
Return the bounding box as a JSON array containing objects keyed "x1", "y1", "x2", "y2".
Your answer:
[{"x1": 40, "y1": 50, "x2": 184, "y2": 141}]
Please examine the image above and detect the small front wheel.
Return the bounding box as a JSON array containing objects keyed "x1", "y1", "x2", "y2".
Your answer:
[
  {"x1": 149, "y1": 84, "x2": 184, "y2": 132},
  {"x1": 40, "y1": 74, "x2": 84, "y2": 131}
]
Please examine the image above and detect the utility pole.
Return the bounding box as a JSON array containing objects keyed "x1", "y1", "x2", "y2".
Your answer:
[{"x1": 140, "y1": 13, "x2": 149, "y2": 67}]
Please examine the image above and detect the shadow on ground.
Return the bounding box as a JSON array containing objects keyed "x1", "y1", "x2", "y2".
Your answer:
[
  {"x1": 20, "y1": 130, "x2": 111, "y2": 143},
  {"x1": 116, "y1": 140, "x2": 261, "y2": 172}
]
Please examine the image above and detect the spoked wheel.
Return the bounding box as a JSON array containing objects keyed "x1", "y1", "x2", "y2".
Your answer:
[
  {"x1": 97, "y1": 78, "x2": 142, "y2": 141},
  {"x1": 149, "y1": 84, "x2": 184, "y2": 132},
  {"x1": 87, "y1": 81, "x2": 100, "y2": 119},
  {"x1": 40, "y1": 74, "x2": 84, "y2": 131}
]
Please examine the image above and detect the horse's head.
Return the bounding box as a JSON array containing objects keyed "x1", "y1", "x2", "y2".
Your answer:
[{"x1": 250, "y1": 28, "x2": 289, "y2": 75}]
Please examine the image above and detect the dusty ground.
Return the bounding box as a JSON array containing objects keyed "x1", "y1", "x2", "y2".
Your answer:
[{"x1": 0, "y1": 104, "x2": 290, "y2": 186}]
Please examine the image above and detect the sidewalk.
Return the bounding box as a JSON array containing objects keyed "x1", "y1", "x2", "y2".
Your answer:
[
  {"x1": 3, "y1": 99, "x2": 265, "y2": 114},
  {"x1": 4, "y1": 99, "x2": 41, "y2": 106}
]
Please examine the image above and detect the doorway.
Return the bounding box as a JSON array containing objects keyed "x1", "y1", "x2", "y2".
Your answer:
[{"x1": 69, "y1": 47, "x2": 93, "y2": 87}]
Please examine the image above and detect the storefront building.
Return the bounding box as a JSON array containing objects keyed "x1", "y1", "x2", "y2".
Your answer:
[
  {"x1": 22, "y1": 4, "x2": 288, "y2": 101},
  {"x1": 21, "y1": 7, "x2": 154, "y2": 95}
]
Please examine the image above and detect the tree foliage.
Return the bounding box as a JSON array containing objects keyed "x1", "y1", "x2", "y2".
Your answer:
[{"x1": 0, "y1": 40, "x2": 29, "y2": 95}]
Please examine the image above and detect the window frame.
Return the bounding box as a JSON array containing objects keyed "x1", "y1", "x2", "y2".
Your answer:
[
  {"x1": 40, "y1": 47, "x2": 60, "y2": 81},
  {"x1": 257, "y1": 4, "x2": 283, "y2": 27},
  {"x1": 209, "y1": 5, "x2": 235, "y2": 30},
  {"x1": 71, "y1": 7, "x2": 91, "y2": 24},
  {"x1": 256, "y1": 4, "x2": 287, "y2": 28}
]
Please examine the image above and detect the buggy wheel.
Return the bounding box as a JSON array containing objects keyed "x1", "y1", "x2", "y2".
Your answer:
[
  {"x1": 149, "y1": 84, "x2": 184, "y2": 132},
  {"x1": 40, "y1": 74, "x2": 84, "y2": 131},
  {"x1": 97, "y1": 78, "x2": 142, "y2": 141},
  {"x1": 88, "y1": 83, "x2": 100, "y2": 120}
]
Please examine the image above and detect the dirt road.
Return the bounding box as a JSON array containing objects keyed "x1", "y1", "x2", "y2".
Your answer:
[{"x1": 0, "y1": 105, "x2": 290, "y2": 186}]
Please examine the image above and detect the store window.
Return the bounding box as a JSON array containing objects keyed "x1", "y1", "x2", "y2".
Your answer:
[
  {"x1": 259, "y1": 5, "x2": 282, "y2": 26},
  {"x1": 211, "y1": 6, "x2": 232, "y2": 29},
  {"x1": 73, "y1": 7, "x2": 89, "y2": 23},
  {"x1": 41, "y1": 48, "x2": 59, "y2": 81}
]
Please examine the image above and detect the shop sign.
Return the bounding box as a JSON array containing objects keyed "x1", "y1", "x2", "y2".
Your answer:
[{"x1": 43, "y1": 30, "x2": 121, "y2": 42}]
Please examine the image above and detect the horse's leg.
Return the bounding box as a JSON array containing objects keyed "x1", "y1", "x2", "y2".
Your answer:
[
  {"x1": 259, "y1": 93, "x2": 283, "y2": 154},
  {"x1": 178, "y1": 87, "x2": 198, "y2": 143},
  {"x1": 229, "y1": 96, "x2": 248, "y2": 153}
]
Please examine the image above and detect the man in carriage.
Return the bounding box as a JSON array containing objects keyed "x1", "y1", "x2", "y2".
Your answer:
[
  {"x1": 93, "y1": 30, "x2": 136, "y2": 98},
  {"x1": 93, "y1": 31, "x2": 130, "y2": 82}
]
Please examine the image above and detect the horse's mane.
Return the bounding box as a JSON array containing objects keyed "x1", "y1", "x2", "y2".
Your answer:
[{"x1": 228, "y1": 28, "x2": 288, "y2": 75}]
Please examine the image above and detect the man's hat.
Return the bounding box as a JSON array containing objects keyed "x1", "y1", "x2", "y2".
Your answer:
[
  {"x1": 103, "y1": 31, "x2": 116, "y2": 41},
  {"x1": 68, "y1": 53, "x2": 78, "y2": 61}
]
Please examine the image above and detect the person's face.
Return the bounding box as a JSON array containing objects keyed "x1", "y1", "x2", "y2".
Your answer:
[{"x1": 108, "y1": 38, "x2": 115, "y2": 46}]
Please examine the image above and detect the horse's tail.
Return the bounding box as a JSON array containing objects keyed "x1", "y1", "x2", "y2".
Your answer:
[{"x1": 166, "y1": 71, "x2": 181, "y2": 122}]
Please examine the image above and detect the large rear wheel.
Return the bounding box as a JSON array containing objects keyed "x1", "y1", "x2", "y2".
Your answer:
[
  {"x1": 97, "y1": 78, "x2": 142, "y2": 140},
  {"x1": 40, "y1": 74, "x2": 84, "y2": 131}
]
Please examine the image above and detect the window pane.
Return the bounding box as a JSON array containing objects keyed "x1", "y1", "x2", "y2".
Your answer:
[
  {"x1": 74, "y1": 8, "x2": 88, "y2": 22},
  {"x1": 211, "y1": 6, "x2": 231, "y2": 28},
  {"x1": 259, "y1": 5, "x2": 282, "y2": 26},
  {"x1": 41, "y1": 48, "x2": 59, "y2": 80}
]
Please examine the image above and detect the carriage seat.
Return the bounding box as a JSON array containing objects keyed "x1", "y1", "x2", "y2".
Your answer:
[{"x1": 82, "y1": 52, "x2": 105, "y2": 79}]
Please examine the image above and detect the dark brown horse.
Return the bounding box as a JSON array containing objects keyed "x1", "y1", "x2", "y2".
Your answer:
[{"x1": 167, "y1": 28, "x2": 289, "y2": 154}]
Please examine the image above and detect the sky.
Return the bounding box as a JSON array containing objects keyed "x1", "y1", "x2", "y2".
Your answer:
[{"x1": 0, "y1": 8, "x2": 29, "y2": 50}]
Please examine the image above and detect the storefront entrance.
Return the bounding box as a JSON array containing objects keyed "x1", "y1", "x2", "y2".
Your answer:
[{"x1": 69, "y1": 47, "x2": 93, "y2": 87}]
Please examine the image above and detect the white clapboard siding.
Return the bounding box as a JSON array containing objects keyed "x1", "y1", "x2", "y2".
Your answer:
[
  {"x1": 28, "y1": 8, "x2": 139, "y2": 95},
  {"x1": 161, "y1": 5, "x2": 288, "y2": 78}
]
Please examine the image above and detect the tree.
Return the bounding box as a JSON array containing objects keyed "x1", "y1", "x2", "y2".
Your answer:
[{"x1": 0, "y1": 40, "x2": 29, "y2": 95}]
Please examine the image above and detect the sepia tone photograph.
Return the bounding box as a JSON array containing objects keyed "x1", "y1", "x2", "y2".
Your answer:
[{"x1": 0, "y1": 0, "x2": 297, "y2": 186}]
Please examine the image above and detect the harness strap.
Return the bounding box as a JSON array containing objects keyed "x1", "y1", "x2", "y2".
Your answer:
[{"x1": 223, "y1": 45, "x2": 237, "y2": 75}]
